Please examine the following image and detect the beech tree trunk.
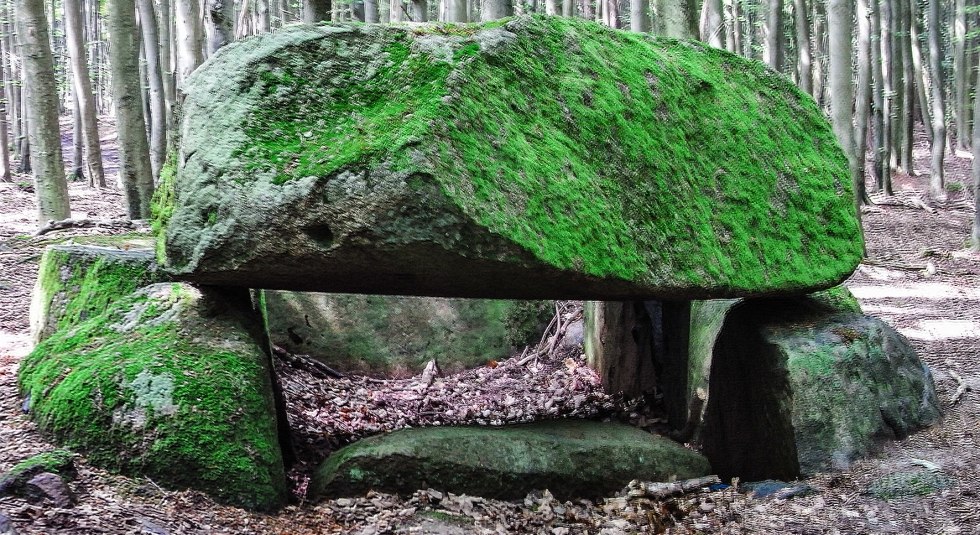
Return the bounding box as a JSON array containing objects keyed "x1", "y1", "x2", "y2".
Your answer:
[
  {"x1": 909, "y1": 0, "x2": 932, "y2": 142},
  {"x1": 764, "y1": 0, "x2": 783, "y2": 71},
  {"x1": 972, "y1": 51, "x2": 980, "y2": 250},
  {"x1": 15, "y1": 0, "x2": 71, "y2": 224},
  {"x1": 654, "y1": 0, "x2": 697, "y2": 39},
  {"x1": 108, "y1": 0, "x2": 155, "y2": 218},
  {"x1": 138, "y1": 0, "x2": 166, "y2": 180},
  {"x1": 365, "y1": 0, "x2": 381, "y2": 21},
  {"x1": 64, "y1": 0, "x2": 105, "y2": 187},
  {"x1": 793, "y1": 0, "x2": 811, "y2": 95},
  {"x1": 699, "y1": 0, "x2": 722, "y2": 47},
  {"x1": 481, "y1": 0, "x2": 511, "y2": 21},
  {"x1": 953, "y1": 0, "x2": 968, "y2": 150},
  {"x1": 205, "y1": 0, "x2": 234, "y2": 54},
  {"x1": 0, "y1": 38, "x2": 9, "y2": 183},
  {"x1": 926, "y1": 0, "x2": 945, "y2": 198},
  {"x1": 870, "y1": 0, "x2": 890, "y2": 194},
  {"x1": 175, "y1": 0, "x2": 204, "y2": 85},
  {"x1": 853, "y1": 0, "x2": 871, "y2": 198},
  {"x1": 632, "y1": 0, "x2": 650, "y2": 32},
  {"x1": 827, "y1": 0, "x2": 860, "y2": 213},
  {"x1": 70, "y1": 91, "x2": 84, "y2": 181}
]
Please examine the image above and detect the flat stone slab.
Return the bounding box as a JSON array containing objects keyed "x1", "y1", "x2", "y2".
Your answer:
[
  {"x1": 161, "y1": 15, "x2": 862, "y2": 299},
  {"x1": 311, "y1": 420, "x2": 710, "y2": 500}
]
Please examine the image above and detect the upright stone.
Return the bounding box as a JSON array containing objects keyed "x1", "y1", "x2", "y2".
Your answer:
[{"x1": 160, "y1": 15, "x2": 862, "y2": 300}]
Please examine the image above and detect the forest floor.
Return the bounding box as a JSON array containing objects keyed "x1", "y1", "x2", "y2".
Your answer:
[{"x1": 1, "y1": 122, "x2": 979, "y2": 534}]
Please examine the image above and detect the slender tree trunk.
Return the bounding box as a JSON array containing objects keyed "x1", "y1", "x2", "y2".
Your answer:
[
  {"x1": 137, "y1": 0, "x2": 166, "y2": 180},
  {"x1": 632, "y1": 0, "x2": 650, "y2": 32},
  {"x1": 699, "y1": 0, "x2": 722, "y2": 46},
  {"x1": 305, "y1": 0, "x2": 332, "y2": 21},
  {"x1": 792, "y1": 0, "x2": 811, "y2": 95},
  {"x1": 909, "y1": 0, "x2": 932, "y2": 142},
  {"x1": 158, "y1": 0, "x2": 176, "y2": 148},
  {"x1": 655, "y1": 0, "x2": 697, "y2": 39},
  {"x1": 174, "y1": 0, "x2": 204, "y2": 85},
  {"x1": 870, "y1": 0, "x2": 890, "y2": 194},
  {"x1": 971, "y1": 50, "x2": 980, "y2": 250},
  {"x1": 69, "y1": 91, "x2": 84, "y2": 180},
  {"x1": 926, "y1": 0, "x2": 944, "y2": 198},
  {"x1": 811, "y1": 0, "x2": 825, "y2": 106},
  {"x1": 898, "y1": 0, "x2": 913, "y2": 172},
  {"x1": 0, "y1": 35, "x2": 9, "y2": 183},
  {"x1": 561, "y1": 0, "x2": 572, "y2": 16},
  {"x1": 64, "y1": 0, "x2": 105, "y2": 187},
  {"x1": 732, "y1": 0, "x2": 743, "y2": 55},
  {"x1": 582, "y1": 0, "x2": 592, "y2": 21},
  {"x1": 481, "y1": 0, "x2": 511, "y2": 20},
  {"x1": 108, "y1": 0, "x2": 155, "y2": 218},
  {"x1": 888, "y1": 0, "x2": 904, "y2": 171},
  {"x1": 545, "y1": 0, "x2": 558, "y2": 14},
  {"x1": 953, "y1": 0, "x2": 967, "y2": 150},
  {"x1": 365, "y1": 0, "x2": 381, "y2": 21},
  {"x1": 409, "y1": 0, "x2": 426, "y2": 21},
  {"x1": 205, "y1": 0, "x2": 234, "y2": 54},
  {"x1": 764, "y1": 0, "x2": 783, "y2": 71},
  {"x1": 879, "y1": 0, "x2": 892, "y2": 179},
  {"x1": 257, "y1": 0, "x2": 272, "y2": 31},
  {"x1": 15, "y1": 0, "x2": 71, "y2": 224},
  {"x1": 603, "y1": 0, "x2": 618, "y2": 27},
  {"x1": 828, "y1": 0, "x2": 861, "y2": 215},
  {"x1": 854, "y1": 0, "x2": 871, "y2": 200},
  {"x1": 4, "y1": 0, "x2": 23, "y2": 162}
]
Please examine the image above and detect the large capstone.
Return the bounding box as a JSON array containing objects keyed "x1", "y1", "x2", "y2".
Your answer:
[
  {"x1": 311, "y1": 420, "x2": 710, "y2": 500},
  {"x1": 160, "y1": 15, "x2": 862, "y2": 299}
]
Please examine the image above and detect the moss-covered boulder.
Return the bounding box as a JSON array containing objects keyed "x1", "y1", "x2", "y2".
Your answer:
[
  {"x1": 264, "y1": 291, "x2": 550, "y2": 376},
  {"x1": 311, "y1": 420, "x2": 710, "y2": 500},
  {"x1": 161, "y1": 15, "x2": 862, "y2": 299},
  {"x1": 700, "y1": 297, "x2": 940, "y2": 480},
  {"x1": 30, "y1": 244, "x2": 163, "y2": 344},
  {"x1": 19, "y1": 283, "x2": 288, "y2": 510}
]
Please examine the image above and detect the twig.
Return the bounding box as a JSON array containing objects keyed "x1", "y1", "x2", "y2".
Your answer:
[
  {"x1": 860, "y1": 258, "x2": 929, "y2": 272},
  {"x1": 272, "y1": 345, "x2": 345, "y2": 378},
  {"x1": 627, "y1": 475, "x2": 722, "y2": 499}
]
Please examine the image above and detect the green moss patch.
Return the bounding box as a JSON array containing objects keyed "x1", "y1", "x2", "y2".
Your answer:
[
  {"x1": 30, "y1": 245, "x2": 163, "y2": 344},
  {"x1": 0, "y1": 450, "x2": 76, "y2": 495},
  {"x1": 19, "y1": 283, "x2": 287, "y2": 510}
]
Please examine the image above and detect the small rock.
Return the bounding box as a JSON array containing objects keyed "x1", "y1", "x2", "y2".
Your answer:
[
  {"x1": 335, "y1": 498, "x2": 354, "y2": 507},
  {"x1": 24, "y1": 472, "x2": 73, "y2": 508}
]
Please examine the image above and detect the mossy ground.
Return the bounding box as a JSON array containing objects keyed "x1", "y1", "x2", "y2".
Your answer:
[
  {"x1": 19, "y1": 284, "x2": 287, "y2": 510},
  {"x1": 213, "y1": 15, "x2": 861, "y2": 294}
]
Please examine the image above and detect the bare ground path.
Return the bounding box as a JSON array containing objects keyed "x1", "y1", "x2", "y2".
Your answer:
[{"x1": 0, "y1": 131, "x2": 979, "y2": 533}]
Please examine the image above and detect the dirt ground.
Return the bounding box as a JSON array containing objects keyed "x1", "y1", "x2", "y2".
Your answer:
[{"x1": 0, "y1": 123, "x2": 978, "y2": 533}]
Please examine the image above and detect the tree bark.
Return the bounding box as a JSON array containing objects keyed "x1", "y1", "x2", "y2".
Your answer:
[
  {"x1": 854, "y1": 0, "x2": 871, "y2": 199},
  {"x1": 174, "y1": 0, "x2": 203, "y2": 85},
  {"x1": 879, "y1": 0, "x2": 892, "y2": 180},
  {"x1": 0, "y1": 32, "x2": 9, "y2": 183},
  {"x1": 764, "y1": 0, "x2": 783, "y2": 71},
  {"x1": 870, "y1": 0, "x2": 890, "y2": 194},
  {"x1": 897, "y1": 0, "x2": 913, "y2": 172},
  {"x1": 546, "y1": 0, "x2": 558, "y2": 15},
  {"x1": 409, "y1": 0, "x2": 426, "y2": 21},
  {"x1": 811, "y1": 0, "x2": 825, "y2": 106},
  {"x1": 909, "y1": 0, "x2": 931, "y2": 142},
  {"x1": 304, "y1": 0, "x2": 332, "y2": 21},
  {"x1": 481, "y1": 0, "x2": 511, "y2": 21},
  {"x1": 792, "y1": 0, "x2": 810, "y2": 94},
  {"x1": 972, "y1": 49, "x2": 980, "y2": 250},
  {"x1": 953, "y1": 0, "x2": 968, "y2": 150},
  {"x1": 654, "y1": 0, "x2": 697, "y2": 39},
  {"x1": 158, "y1": 0, "x2": 176, "y2": 147},
  {"x1": 699, "y1": 0, "x2": 722, "y2": 46},
  {"x1": 256, "y1": 0, "x2": 272, "y2": 31},
  {"x1": 205, "y1": 0, "x2": 234, "y2": 54},
  {"x1": 632, "y1": 0, "x2": 650, "y2": 32},
  {"x1": 69, "y1": 91, "x2": 84, "y2": 181},
  {"x1": 365, "y1": 0, "x2": 381, "y2": 21},
  {"x1": 108, "y1": 0, "x2": 155, "y2": 218},
  {"x1": 15, "y1": 0, "x2": 71, "y2": 224},
  {"x1": 925, "y1": 0, "x2": 945, "y2": 198},
  {"x1": 827, "y1": 0, "x2": 861, "y2": 215},
  {"x1": 137, "y1": 0, "x2": 166, "y2": 180},
  {"x1": 64, "y1": 0, "x2": 105, "y2": 187}
]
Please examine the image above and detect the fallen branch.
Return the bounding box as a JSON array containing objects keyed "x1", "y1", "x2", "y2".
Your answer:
[
  {"x1": 860, "y1": 258, "x2": 929, "y2": 272},
  {"x1": 626, "y1": 475, "x2": 722, "y2": 499},
  {"x1": 33, "y1": 218, "x2": 142, "y2": 237},
  {"x1": 950, "y1": 369, "x2": 969, "y2": 406},
  {"x1": 272, "y1": 345, "x2": 345, "y2": 378}
]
